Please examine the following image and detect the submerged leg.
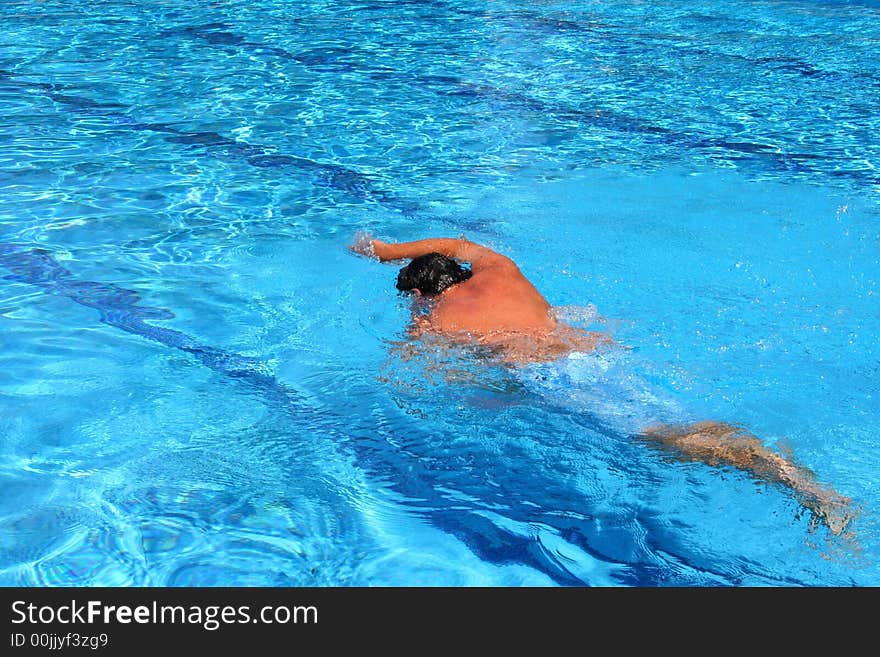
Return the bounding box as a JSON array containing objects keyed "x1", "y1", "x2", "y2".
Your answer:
[{"x1": 639, "y1": 421, "x2": 854, "y2": 536}]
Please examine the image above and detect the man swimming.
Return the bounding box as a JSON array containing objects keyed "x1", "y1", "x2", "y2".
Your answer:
[
  {"x1": 352, "y1": 234, "x2": 610, "y2": 361},
  {"x1": 350, "y1": 234, "x2": 855, "y2": 536}
]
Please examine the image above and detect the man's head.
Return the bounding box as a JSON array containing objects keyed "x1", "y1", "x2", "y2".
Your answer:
[{"x1": 396, "y1": 252, "x2": 472, "y2": 296}]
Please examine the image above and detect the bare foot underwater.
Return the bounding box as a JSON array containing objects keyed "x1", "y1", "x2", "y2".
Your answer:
[{"x1": 349, "y1": 234, "x2": 856, "y2": 537}]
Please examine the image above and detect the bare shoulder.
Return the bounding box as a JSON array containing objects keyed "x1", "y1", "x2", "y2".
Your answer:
[{"x1": 460, "y1": 241, "x2": 519, "y2": 271}]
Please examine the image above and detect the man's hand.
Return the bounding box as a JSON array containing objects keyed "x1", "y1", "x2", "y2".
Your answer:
[{"x1": 348, "y1": 232, "x2": 386, "y2": 259}]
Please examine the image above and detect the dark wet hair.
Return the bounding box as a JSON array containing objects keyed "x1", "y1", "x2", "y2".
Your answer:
[{"x1": 396, "y1": 252, "x2": 472, "y2": 295}]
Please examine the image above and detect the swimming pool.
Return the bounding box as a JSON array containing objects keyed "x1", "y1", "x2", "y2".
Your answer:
[{"x1": 1, "y1": 0, "x2": 878, "y2": 586}]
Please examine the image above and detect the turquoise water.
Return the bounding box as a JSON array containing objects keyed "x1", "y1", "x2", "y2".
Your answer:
[{"x1": 1, "y1": 0, "x2": 878, "y2": 586}]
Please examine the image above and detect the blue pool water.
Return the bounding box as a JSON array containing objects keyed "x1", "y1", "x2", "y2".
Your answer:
[{"x1": 1, "y1": 0, "x2": 878, "y2": 586}]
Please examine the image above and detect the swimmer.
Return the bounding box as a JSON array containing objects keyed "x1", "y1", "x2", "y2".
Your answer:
[
  {"x1": 350, "y1": 234, "x2": 855, "y2": 536},
  {"x1": 351, "y1": 234, "x2": 610, "y2": 362}
]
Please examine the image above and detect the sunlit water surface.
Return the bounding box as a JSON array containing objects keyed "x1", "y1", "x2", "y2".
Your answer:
[{"x1": 1, "y1": 0, "x2": 878, "y2": 586}]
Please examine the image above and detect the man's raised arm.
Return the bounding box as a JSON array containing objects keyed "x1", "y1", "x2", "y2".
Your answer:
[{"x1": 350, "y1": 235, "x2": 509, "y2": 269}]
